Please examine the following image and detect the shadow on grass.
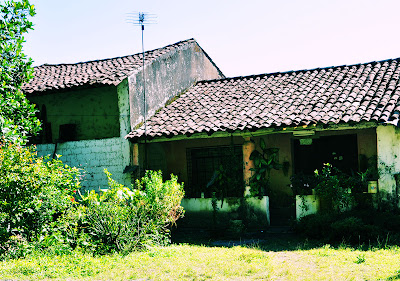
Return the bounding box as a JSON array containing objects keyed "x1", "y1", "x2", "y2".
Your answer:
[
  {"x1": 171, "y1": 227, "x2": 323, "y2": 252},
  {"x1": 171, "y1": 226, "x2": 400, "y2": 252}
]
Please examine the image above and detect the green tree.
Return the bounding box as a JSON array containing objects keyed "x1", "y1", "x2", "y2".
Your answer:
[{"x1": 0, "y1": 0, "x2": 40, "y2": 143}]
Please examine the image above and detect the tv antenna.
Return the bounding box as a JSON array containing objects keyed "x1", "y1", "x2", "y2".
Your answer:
[{"x1": 127, "y1": 12, "x2": 157, "y2": 171}]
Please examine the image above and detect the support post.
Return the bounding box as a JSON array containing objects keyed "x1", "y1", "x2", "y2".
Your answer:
[
  {"x1": 132, "y1": 143, "x2": 139, "y2": 166},
  {"x1": 376, "y1": 125, "x2": 400, "y2": 202},
  {"x1": 243, "y1": 137, "x2": 255, "y2": 196}
]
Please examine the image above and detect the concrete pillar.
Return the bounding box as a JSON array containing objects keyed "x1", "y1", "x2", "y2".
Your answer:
[
  {"x1": 117, "y1": 79, "x2": 131, "y2": 137},
  {"x1": 377, "y1": 125, "x2": 400, "y2": 197},
  {"x1": 117, "y1": 80, "x2": 133, "y2": 187},
  {"x1": 243, "y1": 137, "x2": 256, "y2": 196}
]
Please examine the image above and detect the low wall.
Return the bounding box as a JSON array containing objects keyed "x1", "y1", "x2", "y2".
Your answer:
[
  {"x1": 296, "y1": 194, "x2": 379, "y2": 220},
  {"x1": 179, "y1": 196, "x2": 270, "y2": 229},
  {"x1": 296, "y1": 195, "x2": 320, "y2": 220},
  {"x1": 35, "y1": 137, "x2": 130, "y2": 191}
]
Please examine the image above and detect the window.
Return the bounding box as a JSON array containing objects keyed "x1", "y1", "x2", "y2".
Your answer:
[{"x1": 187, "y1": 145, "x2": 243, "y2": 198}]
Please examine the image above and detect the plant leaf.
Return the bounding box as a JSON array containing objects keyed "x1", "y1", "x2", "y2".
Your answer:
[
  {"x1": 260, "y1": 138, "x2": 266, "y2": 151},
  {"x1": 250, "y1": 150, "x2": 260, "y2": 160}
]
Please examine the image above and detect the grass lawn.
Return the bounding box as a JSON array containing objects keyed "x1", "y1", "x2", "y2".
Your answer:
[{"x1": 1, "y1": 241, "x2": 400, "y2": 280}]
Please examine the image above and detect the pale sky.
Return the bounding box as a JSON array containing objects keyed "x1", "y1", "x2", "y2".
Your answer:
[{"x1": 23, "y1": 0, "x2": 400, "y2": 78}]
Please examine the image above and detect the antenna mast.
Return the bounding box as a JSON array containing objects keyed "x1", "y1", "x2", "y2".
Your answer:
[{"x1": 127, "y1": 12, "x2": 156, "y2": 171}]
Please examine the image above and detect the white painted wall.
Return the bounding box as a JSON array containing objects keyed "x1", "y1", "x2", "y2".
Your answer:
[
  {"x1": 377, "y1": 125, "x2": 400, "y2": 196},
  {"x1": 181, "y1": 196, "x2": 270, "y2": 226},
  {"x1": 35, "y1": 137, "x2": 131, "y2": 191},
  {"x1": 296, "y1": 195, "x2": 320, "y2": 219}
]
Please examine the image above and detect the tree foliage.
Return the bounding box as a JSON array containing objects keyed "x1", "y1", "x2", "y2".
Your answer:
[
  {"x1": 0, "y1": 143, "x2": 81, "y2": 258},
  {"x1": 0, "y1": 0, "x2": 40, "y2": 143}
]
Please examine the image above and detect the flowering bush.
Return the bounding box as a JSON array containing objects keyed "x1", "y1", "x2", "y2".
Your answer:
[{"x1": 0, "y1": 142, "x2": 80, "y2": 250}]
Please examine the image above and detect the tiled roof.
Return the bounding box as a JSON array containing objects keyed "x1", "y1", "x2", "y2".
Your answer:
[
  {"x1": 22, "y1": 39, "x2": 197, "y2": 94},
  {"x1": 127, "y1": 58, "x2": 400, "y2": 140}
]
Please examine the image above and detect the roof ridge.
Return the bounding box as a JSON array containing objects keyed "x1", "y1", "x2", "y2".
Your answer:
[
  {"x1": 35, "y1": 38, "x2": 196, "y2": 68},
  {"x1": 195, "y1": 57, "x2": 400, "y2": 85}
]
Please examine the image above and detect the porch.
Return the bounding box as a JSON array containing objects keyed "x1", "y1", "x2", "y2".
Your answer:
[{"x1": 137, "y1": 124, "x2": 400, "y2": 229}]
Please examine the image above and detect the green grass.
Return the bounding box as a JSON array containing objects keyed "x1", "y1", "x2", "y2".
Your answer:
[{"x1": 2, "y1": 244, "x2": 400, "y2": 280}]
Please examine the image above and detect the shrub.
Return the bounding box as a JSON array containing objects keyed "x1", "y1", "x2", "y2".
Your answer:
[
  {"x1": 294, "y1": 209, "x2": 400, "y2": 245},
  {"x1": 314, "y1": 163, "x2": 354, "y2": 212},
  {"x1": 0, "y1": 143, "x2": 80, "y2": 256},
  {"x1": 292, "y1": 164, "x2": 368, "y2": 211},
  {"x1": 290, "y1": 172, "x2": 317, "y2": 195},
  {"x1": 330, "y1": 217, "x2": 380, "y2": 243},
  {"x1": 294, "y1": 213, "x2": 337, "y2": 240},
  {"x1": 77, "y1": 170, "x2": 185, "y2": 254}
]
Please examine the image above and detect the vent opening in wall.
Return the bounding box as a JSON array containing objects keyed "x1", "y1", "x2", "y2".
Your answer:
[{"x1": 59, "y1": 124, "x2": 77, "y2": 141}]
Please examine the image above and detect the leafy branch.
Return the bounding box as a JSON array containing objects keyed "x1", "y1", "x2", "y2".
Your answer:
[{"x1": 249, "y1": 138, "x2": 281, "y2": 198}]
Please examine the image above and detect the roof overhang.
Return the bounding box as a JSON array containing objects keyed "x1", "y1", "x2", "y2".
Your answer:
[{"x1": 129, "y1": 121, "x2": 380, "y2": 144}]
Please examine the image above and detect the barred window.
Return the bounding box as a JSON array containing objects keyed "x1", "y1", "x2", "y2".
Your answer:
[{"x1": 186, "y1": 146, "x2": 243, "y2": 198}]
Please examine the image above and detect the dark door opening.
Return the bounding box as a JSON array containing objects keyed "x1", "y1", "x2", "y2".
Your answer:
[
  {"x1": 294, "y1": 134, "x2": 358, "y2": 175},
  {"x1": 269, "y1": 134, "x2": 358, "y2": 227}
]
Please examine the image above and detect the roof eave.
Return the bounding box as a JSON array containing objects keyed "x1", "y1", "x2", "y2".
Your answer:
[{"x1": 127, "y1": 121, "x2": 380, "y2": 143}]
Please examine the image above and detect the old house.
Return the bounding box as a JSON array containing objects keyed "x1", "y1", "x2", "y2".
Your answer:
[
  {"x1": 22, "y1": 39, "x2": 224, "y2": 191},
  {"x1": 23, "y1": 36, "x2": 400, "y2": 227},
  {"x1": 126, "y1": 58, "x2": 400, "y2": 226}
]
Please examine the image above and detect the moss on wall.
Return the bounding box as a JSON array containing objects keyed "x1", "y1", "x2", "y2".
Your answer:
[
  {"x1": 129, "y1": 42, "x2": 224, "y2": 130},
  {"x1": 28, "y1": 86, "x2": 120, "y2": 142},
  {"x1": 149, "y1": 137, "x2": 245, "y2": 186}
]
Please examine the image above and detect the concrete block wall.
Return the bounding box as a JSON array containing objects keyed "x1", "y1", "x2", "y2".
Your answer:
[{"x1": 35, "y1": 137, "x2": 131, "y2": 191}]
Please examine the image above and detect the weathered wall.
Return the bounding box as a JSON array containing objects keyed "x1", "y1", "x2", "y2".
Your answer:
[
  {"x1": 28, "y1": 86, "x2": 120, "y2": 142},
  {"x1": 128, "y1": 42, "x2": 224, "y2": 129},
  {"x1": 377, "y1": 125, "x2": 400, "y2": 196},
  {"x1": 35, "y1": 137, "x2": 131, "y2": 191},
  {"x1": 147, "y1": 136, "x2": 244, "y2": 185},
  {"x1": 258, "y1": 128, "x2": 377, "y2": 198},
  {"x1": 180, "y1": 197, "x2": 270, "y2": 229},
  {"x1": 357, "y1": 128, "x2": 377, "y2": 161},
  {"x1": 116, "y1": 79, "x2": 132, "y2": 186},
  {"x1": 296, "y1": 195, "x2": 320, "y2": 219},
  {"x1": 252, "y1": 134, "x2": 292, "y2": 198},
  {"x1": 117, "y1": 79, "x2": 131, "y2": 137},
  {"x1": 146, "y1": 128, "x2": 377, "y2": 199}
]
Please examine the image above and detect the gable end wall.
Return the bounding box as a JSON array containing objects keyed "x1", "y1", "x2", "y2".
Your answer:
[{"x1": 128, "y1": 42, "x2": 223, "y2": 129}]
